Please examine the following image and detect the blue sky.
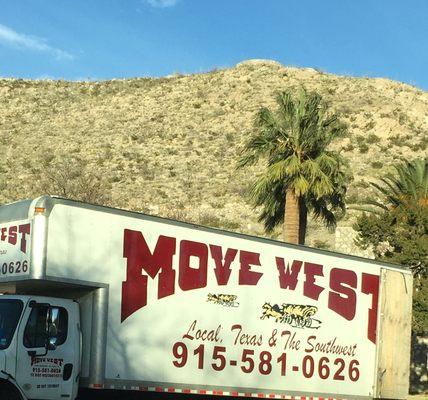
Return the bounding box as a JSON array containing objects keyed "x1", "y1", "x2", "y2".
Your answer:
[{"x1": 0, "y1": 0, "x2": 427, "y2": 89}]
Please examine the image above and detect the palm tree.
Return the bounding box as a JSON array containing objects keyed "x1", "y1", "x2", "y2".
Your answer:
[
  {"x1": 237, "y1": 88, "x2": 351, "y2": 245},
  {"x1": 363, "y1": 158, "x2": 427, "y2": 218},
  {"x1": 354, "y1": 158, "x2": 427, "y2": 276}
]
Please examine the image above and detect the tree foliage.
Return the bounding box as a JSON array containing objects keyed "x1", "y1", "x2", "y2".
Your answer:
[
  {"x1": 354, "y1": 158, "x2": 428, "y2": 333},
  {"x1": 238, "y1": 87, "x2": 351, "y2": 244}
]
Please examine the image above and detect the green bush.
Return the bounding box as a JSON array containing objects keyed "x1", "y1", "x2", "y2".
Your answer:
[
  {"x1": 313, "y1": 240, "x2": 331, "y2": 250},
  {"x1": 371, "y1": 161, "x2": 383, "y2": 169},
  {"x1": 358, "y1": 143, "x2": 369, "y2": 153},
  {"x1": 366, "y1": 133, "x2": 380, "y2": 144}
]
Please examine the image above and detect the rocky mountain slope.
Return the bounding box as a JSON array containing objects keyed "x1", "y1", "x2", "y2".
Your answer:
[{"x1": 1, "y1": 59, "x2": 427, "y2": 248}]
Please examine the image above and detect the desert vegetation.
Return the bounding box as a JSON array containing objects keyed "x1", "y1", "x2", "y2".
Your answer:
[{"x1": 0, "y1": 59, "x2": 427, "y2": 248}]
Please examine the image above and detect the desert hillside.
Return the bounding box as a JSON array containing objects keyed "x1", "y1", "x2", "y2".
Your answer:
[{"x1": 1, "y1": 59, "x2": 427, "y2": 248}]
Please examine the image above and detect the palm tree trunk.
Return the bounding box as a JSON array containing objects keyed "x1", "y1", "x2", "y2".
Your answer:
[
  {"x1": 283, "y1": 189, "x2": 300, "y2": 244},
  {"x1": 299, "y1": 200, "x2": 307, "y2": 245}
]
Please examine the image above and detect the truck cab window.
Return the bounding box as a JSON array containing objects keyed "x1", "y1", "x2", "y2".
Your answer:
[
  {"x1": 24, "y1": 306, "x2": 68, "y2": 348},
  {"x1": 49, "y1": 307, "x2": 68, "y2": 346},
  {"x1": 0, "y1": 299, "x2": 23, "y2": 350}
]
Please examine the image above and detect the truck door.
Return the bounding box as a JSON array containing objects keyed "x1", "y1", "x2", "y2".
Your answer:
[{"x1": 15, "y1": 299, "x2": 81, "y2": 400}]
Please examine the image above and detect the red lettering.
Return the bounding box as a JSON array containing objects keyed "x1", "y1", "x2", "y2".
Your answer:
[
  {"x1": 209, "y1": 245, "x2": 238, "y2": 285},
  {"x1": 361, "y1": 273, "x2": 380, "y2": 344},
  {"x1": 18, "y1": 224, "x2": 31, "y2": 253},
  {"x1": 0, "y1": 227, "x2": 6, "y2": 241},
  {"x1": 328, "y1": 268, "x2": 357, "y2": 320},
  {"x1": 179, "y1": 240, "x2": 208, "y2": 291},
  {"x1": 8, "y1": 226, "x2": 17, "y2": 245},
  {"x1": 276, "y1": 259, "x2": 302, "y2": 290},
  {"x1": 304, "y1": 262, "x2": 324, "y2": 300},
  {"x1": 239, "y1": 251, "x2": 262, "y2": 285},
  {"x1": 121, "y1": 230, "x2": 176, "y2": 322}
]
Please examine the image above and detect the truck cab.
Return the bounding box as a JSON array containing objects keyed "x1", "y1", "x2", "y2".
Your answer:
[{"x1": 0, "y1": 294, "x2": 81, "y2": 400}]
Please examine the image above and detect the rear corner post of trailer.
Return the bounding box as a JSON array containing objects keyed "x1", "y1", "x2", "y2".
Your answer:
[
  {"x1": 0, "y1": 195, "x2": 413, "y2": 400},
  {"x1": 374, "y1": 268, "x2": 413, "y2": 399}
]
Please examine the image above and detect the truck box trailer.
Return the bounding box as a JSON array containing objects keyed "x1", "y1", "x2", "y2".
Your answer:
[{"x1": 0, "y1": 195, "x2": 413, "y2": 400}]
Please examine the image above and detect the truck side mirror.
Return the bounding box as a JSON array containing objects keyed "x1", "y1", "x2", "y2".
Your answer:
[
  {"x1": 46, "y1": 336, "x2": 57, "y2": 351},
  {"x1": 46, "y1": 307, "x2": 59, "y2": 351}
]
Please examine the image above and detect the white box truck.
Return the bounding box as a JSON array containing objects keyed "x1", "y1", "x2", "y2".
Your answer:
[{"x1": 0, "y1": 196, "x2": 413, "y2": 400}]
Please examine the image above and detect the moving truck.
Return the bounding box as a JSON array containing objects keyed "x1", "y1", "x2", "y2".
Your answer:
[{"x1": 0, "y1": 196, "x2": 413, "y2": 400}]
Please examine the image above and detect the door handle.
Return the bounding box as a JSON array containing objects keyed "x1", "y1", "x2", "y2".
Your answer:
[{"x1": 63, "y1": 364, "x2": 73, "y2": 381}]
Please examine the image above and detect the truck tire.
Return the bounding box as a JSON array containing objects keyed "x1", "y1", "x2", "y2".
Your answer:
[{"x1": 0, "y1": 380, "x2": 22, "y2": 400}]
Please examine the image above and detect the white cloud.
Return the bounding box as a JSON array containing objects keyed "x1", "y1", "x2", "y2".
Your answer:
[
  {"x1": 0, "y1": 23, "x2": 74, "y2": 61},
  {"x1": 145, "y1": 0, "x2": 179, "y2": 8}
]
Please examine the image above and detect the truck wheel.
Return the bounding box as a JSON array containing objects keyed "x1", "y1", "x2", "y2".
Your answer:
[{"x1": 0, "y1": 381, "x2": 22, "y2": 400}]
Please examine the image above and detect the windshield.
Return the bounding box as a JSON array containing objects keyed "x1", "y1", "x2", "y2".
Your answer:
[{"x1": 0, "y1": 299, "x2": 23, "y2": 350}]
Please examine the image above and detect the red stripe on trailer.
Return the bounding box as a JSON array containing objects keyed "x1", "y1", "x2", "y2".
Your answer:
[
  {"x1": 115, "y1": 385, "x2": 342, "y2": 400},
  {"x1": 90, "y1": 383, "x2": 103, "y2": 389}
]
